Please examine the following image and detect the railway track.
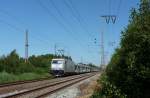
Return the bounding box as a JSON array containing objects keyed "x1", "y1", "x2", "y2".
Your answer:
[
  {"x1": 1, "y1": 72, "x2": 97, "y2": 98},
  {"x1": 0, "y1": 77, "x2": 51, "y2": 88},
  {"x1": 0, "y1": 76, "x2": 56, "y2": 97}
]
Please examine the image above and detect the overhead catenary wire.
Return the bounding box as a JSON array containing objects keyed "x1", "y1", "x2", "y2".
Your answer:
[
  {"x1": 0, "y1": 0, "x2": 90, "y2": 62},
  {"x1": 116, "y1": 0, "x2": 122, "y2": 19},
  {"x1": 0, "y1": 20, "x2": 54, "y2": 61},
  {"x1": 105, "y1": 0, "x2": 123, "y2": 65},
  {"x1": 108, "y1": 0, "x2": 111, "y2": 15},
  {"x1": 66, "y1": 0, "x2": 95, "y2": 38},
  {"x1": 48, "y1": 0, "x2": 96, "y2": 60},
  {"x1": 48, "y1": 0, "x2": 85, "y2": 41},
  {"x1": 63, "y1": 0, "x2": 98, "y2": 61},
  {"x1": 0, "y1": 8, "x2": 53, "y2": 46},
  {"x1": 36, "y1": 0, "x2": 87, "y2": 48},
  {"x1": 0, "y1": 19, "x2": 23, "y2": 32},
  {"x1": 48, "y1": 0, "x2": 94, "y2": 58},
  {"x1": 63, "y1": 0, "x2": 94, "y2": 38},
  {"x1": 0, "y1": 18, "x2": 52, "y2": 48},
  {"x1": 0, "y1": 9, "x2": 29, "y2": 29},
  {"x1": 65, "y1": 0, "x2": 101, "y2": 58}
]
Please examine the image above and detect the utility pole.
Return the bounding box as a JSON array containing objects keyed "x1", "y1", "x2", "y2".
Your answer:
[
  {"x1": 100, "y1": 15, "x2": 117, "y2": 69},
  {"x1": 101, "y1": 32, "x2": 105, "y2": 67},
  {"x1": 54, "y1": 44, "x2": 57, "y2": 56},
  {"x1": 25, "y1": 30, "x2": 29, "y2": 63}
]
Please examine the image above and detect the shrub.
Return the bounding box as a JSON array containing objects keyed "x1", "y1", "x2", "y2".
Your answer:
[{"x1": 92, "y1": 0, "x2": 150, "y2": 98}]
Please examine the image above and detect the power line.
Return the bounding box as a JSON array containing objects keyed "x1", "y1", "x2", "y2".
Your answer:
[
  {"x1": 108, "y1": 0, "x2": 112, "y2": 15},
  {"x1": 116, "y1": 0, "x2": 122, "y2": 17},
  {"x1": 0, "y1": 19, "x2": 23, "y2": 32},
  {"x1": 36, "y1": 0, "x2": 87, "y2": 48},
  {"x1": 66, "y1": 0, "x2": 95, "y2": 37},
  {"x1": 48, "y1": 0, "x2": 72, "y2": 27},
  {"x1": 63, "y1": 0, "x2": 94, "y2": 38},
  {"x1": 0, "y1": 20, "x2": 46, "y2": 58},
  {"x1": 101, "y1": 31, "x2": 105, "y2": 66},
  {"x1": 37, "y1": 0, "x2": 97, "y2": 61},
  {"x1": 0, "y1": 9, "x2": 29, "y2": 29},
  {"x1": 0, "y1": 18, "x2": 52, "y2": 51},
  {"x1": 48, "y1": 0, "x2": 84, "y2": 41},
  {"x1": 0, "y1": 10, "x2": 51, "y2": 46}
]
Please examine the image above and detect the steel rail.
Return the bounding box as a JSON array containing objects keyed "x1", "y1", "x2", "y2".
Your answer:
[
  {"x1": 5, "y1": 73, "x2": 96, "y2": 98},
  {"x1": 0, "y1": 77, "x2": 51, "y2": 88}
]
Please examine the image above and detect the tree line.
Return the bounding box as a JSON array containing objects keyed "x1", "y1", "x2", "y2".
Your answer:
[
  {"x1": 0, "y1": 50, "x2": 97, "y2": 75},
  {"x1": 0, "y1": 50, "x2": 71, "y2": 74}
]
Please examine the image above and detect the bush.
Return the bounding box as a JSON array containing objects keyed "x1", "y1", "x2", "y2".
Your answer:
[
  {"x1": 92, "y1": 1, "x2": 150, "y2": 98},
  {"x1": 91, "y1": 73, "x2": 127, "y2": 98},
  {"x1": 0, "y1": 71, "x2": 17, "y2": 83}
]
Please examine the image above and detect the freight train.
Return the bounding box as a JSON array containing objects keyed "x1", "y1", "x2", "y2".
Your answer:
[{"x1": 50, "y1": 58, "x2": 98, "y2": 76}]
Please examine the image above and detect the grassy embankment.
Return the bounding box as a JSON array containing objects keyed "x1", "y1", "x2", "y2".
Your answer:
[{"x1": 0, "y1": 71, "x2": 50, "y2": 84}]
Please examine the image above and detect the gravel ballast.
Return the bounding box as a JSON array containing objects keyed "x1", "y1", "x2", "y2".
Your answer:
[{"x1": 46, "y1": 73, "x2": 100, "y2": 98}]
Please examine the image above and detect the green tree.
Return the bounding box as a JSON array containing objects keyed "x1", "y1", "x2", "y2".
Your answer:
[
  {"x1": 97, "y1": 0, "x2": 150, "y2": 98},
  {"x1": 4, "y1": 50, "x2": 20, "y2": 74}
]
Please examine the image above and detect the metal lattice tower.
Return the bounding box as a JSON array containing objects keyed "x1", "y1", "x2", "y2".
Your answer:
[
  {"x1": 101, "y1": 32, "x2": 105, "y2": 67},
  {"x1": 25, "y1": 30, "x2": 29, "y2": 63},
  {"x1": 54, "y1": 44, "x2": 57, "y2": 56},
  {"x1": 100, "y1": 15, "x2": 116, "y2": 68}
]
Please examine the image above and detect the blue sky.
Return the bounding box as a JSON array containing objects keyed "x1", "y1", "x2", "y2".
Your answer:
[{"x1": 0, "y1": 0, "x2": 139, "y2": 66}]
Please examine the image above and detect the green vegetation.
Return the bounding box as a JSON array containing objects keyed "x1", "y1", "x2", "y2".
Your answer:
[
  {"x1": 0, "y1": 71, "x2": 49, "y2": 84},
  {"x1": 92, "y1": 0, "x2": 150, "y2": 98},
  {"x1": 0, "y1": 49, "x2": 58, "y2": 83},
  {"x1": 0, "y1": 50, "x2": 55, "y2": 74}
]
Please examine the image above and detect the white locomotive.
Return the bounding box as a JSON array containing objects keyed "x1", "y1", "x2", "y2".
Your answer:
[{"x1": 51, "y1": 58, "x2": 98, "y2": 76}]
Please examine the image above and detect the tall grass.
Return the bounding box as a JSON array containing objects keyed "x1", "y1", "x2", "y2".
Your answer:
[{"x1": 0, "y1": 71, "x2": 50, "y2": 84}]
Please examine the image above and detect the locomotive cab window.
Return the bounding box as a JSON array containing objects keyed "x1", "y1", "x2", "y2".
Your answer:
[{"x1": 52, "y1": 60, "x2": 64, "y2": 64}]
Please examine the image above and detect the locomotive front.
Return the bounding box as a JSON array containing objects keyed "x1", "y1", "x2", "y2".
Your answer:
[{"x1": 51, "y1": 59, "x2": 65, "y2": 76}]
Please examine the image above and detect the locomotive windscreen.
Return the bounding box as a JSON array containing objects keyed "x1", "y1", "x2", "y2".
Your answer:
[{"x1": 52, "y1": 60, "x2": 64, "y2": 64}]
